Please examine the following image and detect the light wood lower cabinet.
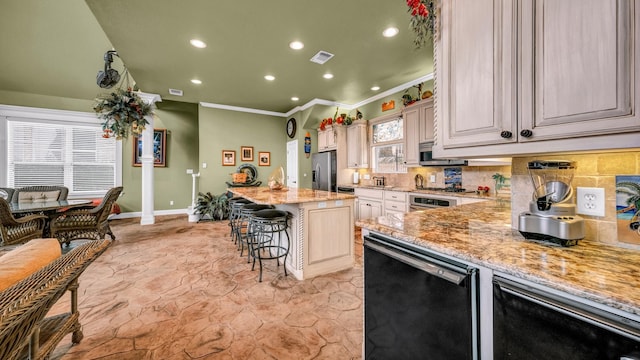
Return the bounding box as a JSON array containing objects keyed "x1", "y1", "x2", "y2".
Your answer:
[
  {"x1": 355, "y1": 188, "x2": 383, "y2": 220},
  {"x1": 277, "y1": 198, "x2": 354, "y2": 280}
]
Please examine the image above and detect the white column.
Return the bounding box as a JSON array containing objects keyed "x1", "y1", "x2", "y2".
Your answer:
[{"x1": 137, "y1": 92, "x2": 162, "y2": 225}]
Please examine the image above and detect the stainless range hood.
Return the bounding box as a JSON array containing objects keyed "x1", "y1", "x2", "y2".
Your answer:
[{"x1": 419, "y1": 142, "x2": 468, "y2": 167}]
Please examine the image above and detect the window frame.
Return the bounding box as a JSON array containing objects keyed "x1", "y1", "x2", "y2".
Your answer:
[
  {"x1": 369, "y1": 112, "x2": 407, "y2": 174},
  {"x1": 0, "y1": 105, "x2": 122, "y2": 199}
]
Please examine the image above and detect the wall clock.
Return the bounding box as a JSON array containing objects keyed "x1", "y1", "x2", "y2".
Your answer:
[{"x1": 286, "y1": 118, "x2": 297, "y2": 138}]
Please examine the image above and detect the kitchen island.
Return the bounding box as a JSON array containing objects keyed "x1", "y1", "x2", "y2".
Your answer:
[
  {"x1": 229, "y1": 187, "x2": 356, "y2": 280},
  {"x1": 357, "y1": 199, "x2": 640, "y2": 358}
]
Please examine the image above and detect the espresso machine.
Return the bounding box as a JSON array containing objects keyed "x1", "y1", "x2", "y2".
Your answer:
[{"x1": 518, "y1": 160, "x2": 585, "y2": 246}]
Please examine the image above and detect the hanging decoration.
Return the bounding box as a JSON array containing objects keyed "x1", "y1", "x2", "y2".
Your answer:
[
  {"x1": 93, "y1": 56, "x2": 153, "y2": 140},
  {"x1": 304, "y1": 132, "x2": 311, "y2": 158},
  {"x1": 406, "y1": 0, "x2": 437, "y2": 49}
]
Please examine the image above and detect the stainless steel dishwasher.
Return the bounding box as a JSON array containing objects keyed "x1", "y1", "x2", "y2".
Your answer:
[{"x1": 364, "y1": 232, "x2": 480, "y2": 359}]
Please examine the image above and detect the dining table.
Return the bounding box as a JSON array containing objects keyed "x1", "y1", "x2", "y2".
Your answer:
[
  {"x1": 9, "y1": 199, "x2": 94, "y2": 238},
  {"x1": 9, "y1": 199, "x2": 93, "y2": 215}
]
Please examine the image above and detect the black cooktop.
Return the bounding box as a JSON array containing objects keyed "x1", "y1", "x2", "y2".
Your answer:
[{"x1": 416, "y1": 186, "x2": 467, "y2": 193}]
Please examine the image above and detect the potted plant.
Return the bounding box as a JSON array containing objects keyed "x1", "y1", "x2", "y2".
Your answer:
[
  {"x1": 194, "y1": 192, "x2": 230, "y2": 221},
  {"x1": 94, "y1": 87, "x2": 153, "y2": 139}
]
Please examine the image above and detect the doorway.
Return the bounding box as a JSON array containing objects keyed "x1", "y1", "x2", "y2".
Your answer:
[{"x1": 286, "y1": 140, "x2": 298, "y2": 188}]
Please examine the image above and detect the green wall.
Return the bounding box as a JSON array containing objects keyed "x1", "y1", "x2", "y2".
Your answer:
[
  {"x1": 119, "y1": 100, "x2": 199, "y2": 212},
  {"x1": 0, "y1": 90, "x2": 199, "y2": 213},
  {"x1": 198, "y1": 106, "x2": 286, "y2": 195}
]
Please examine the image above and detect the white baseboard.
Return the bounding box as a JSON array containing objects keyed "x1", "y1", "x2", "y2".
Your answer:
[{"x1": 109, "y1": 208, "x2": 189, "y2": 220}]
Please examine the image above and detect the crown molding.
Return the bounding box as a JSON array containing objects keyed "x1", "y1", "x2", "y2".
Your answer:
[{"x1": 199, "y1": 73, "x2": 435, "y2": 118}]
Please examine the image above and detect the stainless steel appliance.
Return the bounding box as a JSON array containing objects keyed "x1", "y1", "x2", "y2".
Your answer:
[
  {"x1": 409, "y1": 193, "x2": 459, "y2": 211},
  {"x1": 494, "y1": 276, "x2": 640, "y2": 359},
  {"x1": 364, "y1": 232, "x2": 480, "y2": 359},
  {"x1": 311, "y1": 151, "x2": 337, "y2": 192},
  {"x1": 518, "y1": 160, "x2": 585, "y2": 246},
  {"x1": 419, "y1": 141, "x2": 468, "y2": 167},
  {"x1": 336, "y1": 186, "x2": 355, "y2": 195}
]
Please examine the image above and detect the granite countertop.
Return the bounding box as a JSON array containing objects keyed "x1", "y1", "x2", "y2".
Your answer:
[
  {"x1": 356, "y1": 199, "x2": 640, "y2": 317},
  {"x1": 229, "y1": 187, "x2": 356, "y2": 205}
]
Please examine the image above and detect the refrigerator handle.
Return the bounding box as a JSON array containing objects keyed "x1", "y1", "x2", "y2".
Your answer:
[{"x1": 313, "y1": 164, "x2": 320, "y2": 183}]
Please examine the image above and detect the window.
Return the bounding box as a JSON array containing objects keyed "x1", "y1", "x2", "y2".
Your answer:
[
  {"x1": 2, "y1": 106, "x2": 121, "y2": 198},
  {"x1": 370, "y1": 116, "x2": 407, "y2": 173}
]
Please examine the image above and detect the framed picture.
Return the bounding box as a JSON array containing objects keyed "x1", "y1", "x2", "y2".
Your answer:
[
  {"x1": 222, "y1": 150, "x2": 236, "y2": 166},
  {"x1": 258, "y1": 151, "x2": 270, "y2": 166},
  {"x1": 241, "y1": 146, "x2": 254, "y2": 161},
  {"x1": 133, "y1": 129, "x2": 167, "y2": 167}
]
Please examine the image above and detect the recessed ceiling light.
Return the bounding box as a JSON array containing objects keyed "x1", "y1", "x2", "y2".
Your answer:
[
  {"x1": 191, "y1": 79, "x2": 202, "y2": 85},
  {"x1": 289, "y1": 41, "x2": 304, "y2": 50},
  {"x1": 382, "y1": 27, "x2": 399, "y2": 38},
  {"x1": 291, "y1": 97, "x2": 299, "y2": 101},
  {"x1": 323, "y1": 73, "x2": 334, "y2": 79},
  {"x1": 264, "y1": 75, "x2": 275, "y2": 81},
  {"x1": 190, "y1": 39, "x2": 207, "y2": 48},
  {"x1": 371, "y1": 86, "x2": 380, "y2": 91}
]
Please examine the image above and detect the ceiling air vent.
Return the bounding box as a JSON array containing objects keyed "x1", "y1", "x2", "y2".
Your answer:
[
  {"x1": 310, "y1": 51, "x2": 334, "y2": 65},
  {"x1": 169, "y1": 88, "x2": 183, "y2": 96}
]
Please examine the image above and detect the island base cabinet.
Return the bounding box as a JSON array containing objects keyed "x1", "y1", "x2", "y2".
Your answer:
[
  {"x1": 277, "y1": 199, "x2": 354, "y2": 280},
  {"x1": 493, "y1": 276, "x2": 640, "y2": 359}
]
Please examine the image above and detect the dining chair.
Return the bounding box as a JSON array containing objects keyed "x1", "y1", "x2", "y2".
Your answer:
[
  {"x1": 50, "y1": 187, "x2": 123, "y2": 246},
  {"x1": 0, "y1": 198, "x2": 48, "y2": 247},
  {"x1": 11, "y1": 186, "x2": 69, "y2": 203},
  {"x1": 0, "y1": 188, "x2": 14, "y2": 201}
]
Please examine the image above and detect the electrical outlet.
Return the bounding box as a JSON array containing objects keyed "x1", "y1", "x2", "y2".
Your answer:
[
  {"x1": 170, "y1": 200, "x2": 174, "y2": 206},
  {"x1": 429, "y1": 174, "x2": 436, "y2": 183},
  {"x1": 576, "y1": 187, "x2": 605, "y2": 217},
  {"x1": 186, "y1": 169, "x2": 193, "y2": 174}
]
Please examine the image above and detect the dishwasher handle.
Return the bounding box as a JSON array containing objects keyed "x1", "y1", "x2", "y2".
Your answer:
[
  {"x1": 494, "y1": 277, "x2": 640, "y2": 343},
  {"x1": 365, "y1": 239, "x2": 467, "y2": 285}
]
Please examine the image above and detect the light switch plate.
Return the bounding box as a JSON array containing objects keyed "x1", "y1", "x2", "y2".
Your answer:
[{"x1": 576, "y1": 187, "x2": 606, "y2": 217}]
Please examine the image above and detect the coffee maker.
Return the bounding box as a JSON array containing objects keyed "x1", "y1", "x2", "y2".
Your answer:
[{"x1": 518, "y1": 160, "x2": 585, "y2": 246}]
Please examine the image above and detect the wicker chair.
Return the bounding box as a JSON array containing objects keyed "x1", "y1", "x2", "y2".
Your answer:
[
  {"x1": 11, "y1": 186, "x2": 69, "y2": 203},
  {"x1": 0, "y1": 198, "x2": 48, "y2": 247},
  {"x1": 0, "y1": 238, "x2": 111, "y2": 360},
  {"x1": 50, "y1": 187, "x2": 123, "y2": 246},
  {"x1": 0, "y1": 187, "x2": 14, "y2": 201}
]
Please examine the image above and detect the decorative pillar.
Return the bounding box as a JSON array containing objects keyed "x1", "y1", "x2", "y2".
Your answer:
[{"x1": 137, "y1": 92, "x2": 162, "y2": 225}]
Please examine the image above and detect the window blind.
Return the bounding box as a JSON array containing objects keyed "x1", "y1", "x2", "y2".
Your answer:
[{"x1": 7, "y1": 120, "x2": 116, "y2": 195}]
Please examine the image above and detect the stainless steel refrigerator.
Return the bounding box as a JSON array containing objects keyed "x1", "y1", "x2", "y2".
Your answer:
[{"x1": 312, "y1": 151, "x2": 337, "y2": 192}]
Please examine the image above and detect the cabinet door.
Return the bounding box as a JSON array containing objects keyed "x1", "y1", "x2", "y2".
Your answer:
[
  {"x1": 325, "y1": 127, "x2": 337, "y2": 149},
  {"x1": 438, "y1": 0, "x2": 518, "y2": 148},
  {"x1": 519, "y1": 0, "x2": 638, "y2": 141},
  {"x1": 419, "y1": 101, "x2": 435, "y2": 143},
  {"x1": 371, "y1": 201, "x2": 383, "y2": 218},
  {"x1": 347, "y1": 123, "x2": 368, "y2": 168},
  {"x1": 403, "y1": 106, "x2": 420, "y2": 167}
]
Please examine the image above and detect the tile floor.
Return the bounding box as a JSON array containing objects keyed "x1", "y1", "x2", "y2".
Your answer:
[{"x1": 50, "y1": 215, "x2": 364, "y2": 359}]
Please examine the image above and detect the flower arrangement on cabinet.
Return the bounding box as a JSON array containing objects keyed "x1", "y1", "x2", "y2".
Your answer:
[
  {"x1": 94, "y1": 87, "x2": 153, "y2": 139},
  {"x1": 319, "y1": 108, "x2": 363, "y2": 130},
  {"x1": 406, "y1": 0, "x2": 437, "y2": 49}
]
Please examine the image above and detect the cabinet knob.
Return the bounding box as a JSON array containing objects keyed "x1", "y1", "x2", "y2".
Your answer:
[
  {"x1": 500, "y1": 130, "x2": 513, "y2": 139},
  {"x1": 520, "y1": 129, "x2": 533, "y2": 138}
]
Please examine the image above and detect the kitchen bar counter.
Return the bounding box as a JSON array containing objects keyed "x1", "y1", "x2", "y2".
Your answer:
[
  {"x1": 228, "y1": 186, "x2": 356, "y2": 204},
  {"x1": 356, "y1": 199, "x2": 640, "y2": 317},
  {"x1": 229, "y1": 187, "x2": 355, "y2": 280}
]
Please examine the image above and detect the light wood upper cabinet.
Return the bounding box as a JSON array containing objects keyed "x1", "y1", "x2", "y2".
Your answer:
[
  {"x1": 346, "y1": 120, "x2": 368, "y2": 168},
  {"x1": 419, "y1": 101, "x2": 435, "y2": 143},
  {"x1": 403, "y1": 99, "x2": 435, "y2": 167},
  {"x1": 435, "y1": 0, "x2": 639, "y2": 157},
  {"x1": 519, "y1": 0, "x2": 637, "y2": 141},
  {"x1": 403, "y1": 105, "x2": 421, "y2": 167},
  {"x1": 317, "y1": 126, "x2": 337, "y2": 152},
  {"x1": 438, "y1": 0, "x2": 517, "y2": 148}
]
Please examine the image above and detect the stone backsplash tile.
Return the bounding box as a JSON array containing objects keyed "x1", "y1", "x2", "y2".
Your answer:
[{"x1": 512, "y1": 151, "x2": 640, "y2": 247}]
